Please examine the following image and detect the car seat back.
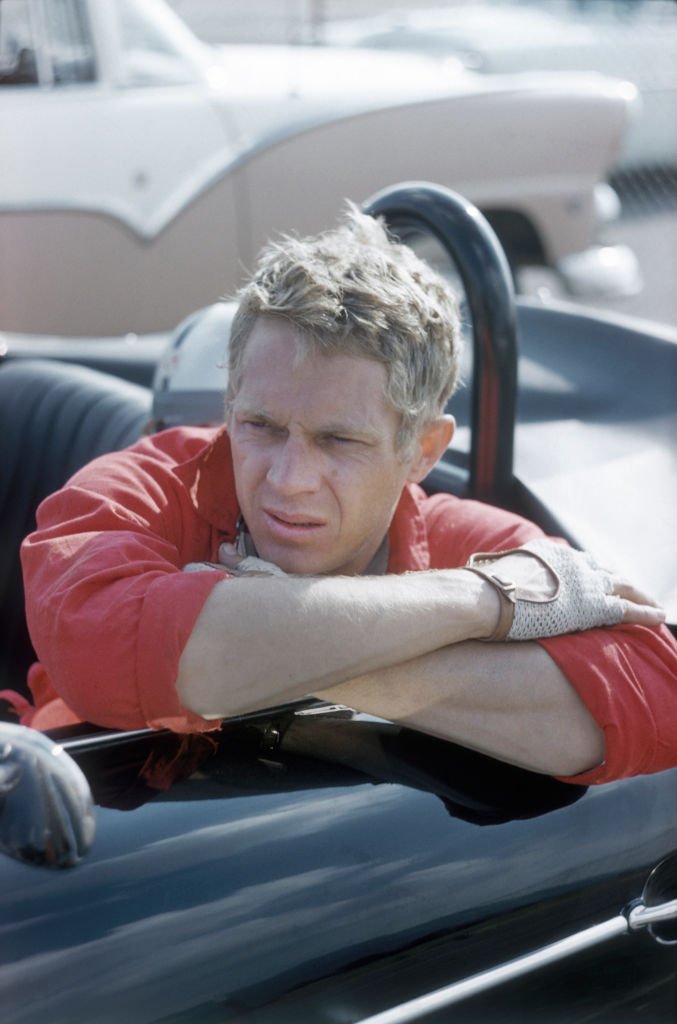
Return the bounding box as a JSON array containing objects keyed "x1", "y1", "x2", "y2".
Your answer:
[{"x1": 0, "y1": 359, "x2": 152, "y2": 699}]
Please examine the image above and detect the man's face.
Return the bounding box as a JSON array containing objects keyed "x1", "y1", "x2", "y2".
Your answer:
[{"x1": 228, "y1": 316, "x2": 425, "y2": 576}]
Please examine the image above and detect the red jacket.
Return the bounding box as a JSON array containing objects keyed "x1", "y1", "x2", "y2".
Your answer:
[{"x1": 16, "y1": 426, "x2": 677, "y2": 785}]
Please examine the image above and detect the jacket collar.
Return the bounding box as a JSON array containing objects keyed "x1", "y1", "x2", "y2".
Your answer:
[
  {"x1": 173, "y1": 426, "x2": 240, "y2": 541},
  {"x1": 387, "y1": 482, "x2": 431, "y2": 573}
]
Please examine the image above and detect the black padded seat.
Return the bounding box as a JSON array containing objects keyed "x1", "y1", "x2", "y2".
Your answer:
[{"x1": 0, "y1": 359, "x2": 152, "y2": 698}]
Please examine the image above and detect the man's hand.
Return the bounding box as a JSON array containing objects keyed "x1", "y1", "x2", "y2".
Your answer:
[
  {"x1": 466, "y1": 539, "x2": 666, "y2": 641},
  {"x1": 176, "y1": 532, "x2": 664, "y2": 763},
  {"x1": 183, "y1": 543, "x2": 286, "y2": 578},
  {"x1": 217, "y1": 543, "x2": 287, "y2": 577}
]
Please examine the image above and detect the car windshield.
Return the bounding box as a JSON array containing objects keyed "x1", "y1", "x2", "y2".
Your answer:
[
  {"x1": 0, "y1": 0, "x2": 95, "y2": 86},
  {"x1": 0, "y1": 0, "x2": 37, "y2": 84},
  {"x1": 114, "y1": 0, "x2": 204, "y2": 87}
]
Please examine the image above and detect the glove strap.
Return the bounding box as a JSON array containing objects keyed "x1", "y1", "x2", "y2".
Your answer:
[
  {"x1": 463, "y1": 559, "x2": 517, "y2": 641},
  {"x1": 464, "y1": 547, "x2": 561, "y2": 641}
]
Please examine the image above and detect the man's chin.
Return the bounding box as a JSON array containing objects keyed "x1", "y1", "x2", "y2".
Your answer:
[
  {"x1": 253, "y1": 540, "x2": 333, "y2": 577},
  {"x1": 268, "y1": 554, "x2": 335, "y2": 576}
]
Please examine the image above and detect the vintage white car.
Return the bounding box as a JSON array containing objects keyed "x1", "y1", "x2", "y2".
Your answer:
[{"x1": 0, "y1": 0, "x2": 640, "y2": 337}]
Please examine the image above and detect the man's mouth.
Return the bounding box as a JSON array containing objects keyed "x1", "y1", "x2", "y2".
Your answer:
[{"x1": 263, "y1": 509, "x2": 325, "y2": 533}]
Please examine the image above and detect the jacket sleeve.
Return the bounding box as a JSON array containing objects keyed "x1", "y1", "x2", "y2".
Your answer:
[
  {"x1": 21, "y1": 440, "x2": 230, "y2": 733},
  {"x1": 424, "y1": 492, "x2": 677, "y2": 784},
  {"x1": 543, "y1": 624, "x2": 677, "y2": 785}
]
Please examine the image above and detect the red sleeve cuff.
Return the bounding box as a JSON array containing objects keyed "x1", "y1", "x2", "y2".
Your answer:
[
  {"x1": 136, "y1": 570, "x2": 228, "y2": 733},
  {"x1": 538, "y1": 624, "x2": 677, "y2": 785}
]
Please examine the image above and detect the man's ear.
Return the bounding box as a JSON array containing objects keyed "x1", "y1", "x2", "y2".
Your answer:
[{"x1": 407, "y1": 415, "x2": 456, "y2": 483}]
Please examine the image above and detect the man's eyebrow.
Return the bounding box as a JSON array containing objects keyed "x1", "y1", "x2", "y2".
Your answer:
[{"x1": 234, "y1": 405, "x2": 274, "y2": 421}]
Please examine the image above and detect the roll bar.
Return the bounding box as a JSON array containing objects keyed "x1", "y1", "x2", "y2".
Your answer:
[{"x1": 363, "y1": 182, "x2": 517, "y2": 506}]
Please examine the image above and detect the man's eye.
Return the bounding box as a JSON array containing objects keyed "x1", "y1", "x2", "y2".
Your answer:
[{"x1": 325, "y1": 434, "x2": 357, "y2": 446}]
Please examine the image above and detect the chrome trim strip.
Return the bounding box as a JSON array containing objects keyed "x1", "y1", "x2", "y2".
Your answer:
[
  {"x1": 628, "y1": 898, "x2": 677, "y2": 929},
  {"x1": 61, "y1": 728, "x2": 160, "y2": 752},
  {"x1": 354, "y1": 916, "x2": 629, "y2": 1024},
  {"x1": 58, "y1": 701, "x2": 321, "y2": 752}
]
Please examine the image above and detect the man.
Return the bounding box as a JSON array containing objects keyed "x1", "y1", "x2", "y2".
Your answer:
[{"x1": 18, "y1": 207, "x2": 675, "y2": 784}]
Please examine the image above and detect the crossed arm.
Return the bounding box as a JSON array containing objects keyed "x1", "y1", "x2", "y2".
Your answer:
[
  {"x1": 317, "y1": 643, "x2": 603, "y2": 779},
  {"x1": 177, "y1": 546, "x2": 663, "y2": 777}
]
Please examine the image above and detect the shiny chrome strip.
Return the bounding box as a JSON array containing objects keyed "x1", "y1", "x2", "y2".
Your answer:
[
  {"x1": 58, "y1": 700, "x2": 321, "y2": 752},
  {"x1": 628, "y1": 898, "x2": 677, "y2": 930},
  {"x1": 61, "y1": 727, "x2": 159, "y2": 752},
  {"x1": 354, "y1": 916, "x2": 629, "y2": 1024}
]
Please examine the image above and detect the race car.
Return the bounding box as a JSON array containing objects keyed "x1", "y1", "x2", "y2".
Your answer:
[{"x1": 0, "y1": 182, "x2": 675, "y2": 1024}]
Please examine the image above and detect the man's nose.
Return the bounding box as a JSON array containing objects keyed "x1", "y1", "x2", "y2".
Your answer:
[{"x1": 266, "y1": 437, "x2": 321, "y2": 495}]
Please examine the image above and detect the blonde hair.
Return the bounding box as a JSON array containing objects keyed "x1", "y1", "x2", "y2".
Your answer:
[{"x1": 227, "y1": 204, "x2": 461, "y2": 453}]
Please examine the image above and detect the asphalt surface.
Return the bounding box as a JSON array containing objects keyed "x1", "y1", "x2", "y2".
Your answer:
[
  {"x1": 521, "y1": 205, "x2": 677, "y2": 328},
  {"x1": 604, "y1": 209, "x2": 675, "y2": 327}
]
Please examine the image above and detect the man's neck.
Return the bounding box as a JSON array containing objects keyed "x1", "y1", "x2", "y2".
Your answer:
[{"x1": 236, "y1": 519, "x2": 389, "y2": 576}]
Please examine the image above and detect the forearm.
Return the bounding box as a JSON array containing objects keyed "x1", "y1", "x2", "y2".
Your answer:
[
  {"x1": 317, "y1": 641, "x2": 604, "y2": 777},
  {"x1": 177, "y1": 571, "x2": 499, "y2": 718}
]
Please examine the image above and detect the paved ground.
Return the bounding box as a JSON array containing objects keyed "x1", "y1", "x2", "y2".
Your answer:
[
  {"x1": 602, "y1": 211, "x2": 676, "y2": 327},
  {"x1": 521, "y1": 208, "x2": 677, "y2": 328}
]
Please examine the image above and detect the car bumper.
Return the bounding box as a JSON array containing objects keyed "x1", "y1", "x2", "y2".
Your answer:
[{"x1": 556, "y1": 243, "x2": 643, "y2": 299}]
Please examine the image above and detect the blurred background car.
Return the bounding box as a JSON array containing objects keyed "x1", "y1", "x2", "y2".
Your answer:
[
  {"x1": 0, "y1": 0, "x2": 641, "y2": 336},
  {"x1": 323, "y1": 0, "x2": 677, "y2": 171},
  {"x1": 167, "y1": 0, "x2": 677, "y2": 327}
]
